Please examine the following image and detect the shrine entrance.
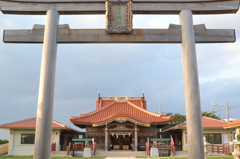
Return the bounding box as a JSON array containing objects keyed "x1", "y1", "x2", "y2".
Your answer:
[
  {"x1": 108, "y1": 122, "x2": 135, "y2": 150},
  {"x1": 110, "y1": 135, "x2": 132, "y2": 150}
]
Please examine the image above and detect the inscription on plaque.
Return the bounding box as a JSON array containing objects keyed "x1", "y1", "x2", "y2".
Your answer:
[
  {"x1": 115, "y1": 6, "x2": 125, "y2": 27},
  {"x1": 106, "y1": 0, "x2": 133, "y2": 33}
]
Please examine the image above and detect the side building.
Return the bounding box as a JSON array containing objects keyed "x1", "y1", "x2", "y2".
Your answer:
[
  {"x1": 70, "y1": 95, "x2": 172, "y2": 151},
  {"x1": 0, "y1": 118, "x2": 83, "y2": 156},
  {"x1": 163, "y1": 116, "x2": 233, "y2": 153}
]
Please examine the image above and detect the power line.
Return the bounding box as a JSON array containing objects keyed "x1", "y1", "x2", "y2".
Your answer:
[
  {"x1": 228, "y1": 102, "x2": 240, "y2": 105},
  {"x1": 229, "y1": 115, "x2": 240, "y2": 119},
  {"x1": 229, "y1": 105, "x2": 240, "y2": 109}
]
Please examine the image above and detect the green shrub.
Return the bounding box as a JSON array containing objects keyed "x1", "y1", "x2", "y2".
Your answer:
[
  {"x1": 0, "y1": 139, "x2": 9, "y2": 145},
  {"x1": 237, "y1": 134, "x2": 240, "y2": 141}
]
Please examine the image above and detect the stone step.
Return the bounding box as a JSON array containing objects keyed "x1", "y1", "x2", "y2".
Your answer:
[
  {"x1": 50, "y1": 151, "x2": 67, "y2": 157},
  {"x1": 175, "y1": 151, "x2": 188, "y2": 157},
  {"x1": 50, "y1": 150, "x2": 147, "y2": 157},
  {"x1": 96, "y1": 150, "x2": 147, "y2": 157}
]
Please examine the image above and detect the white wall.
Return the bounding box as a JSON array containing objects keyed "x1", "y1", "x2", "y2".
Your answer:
[
  {"x1": 182, "y1": 129, "x2": 187, "y2": 151},
  {"x1": 8, "y1": 129, "x2": 61, "y2": 156},
  {"x1": 182, "y1": 128, "x2": 234, "y2": 153},
  {"x1": 9, "y1": 129, "x2": 35, "y2": 156},
  {"x1": 51, "y1": 129, "x2": 61, "y2": 151}
]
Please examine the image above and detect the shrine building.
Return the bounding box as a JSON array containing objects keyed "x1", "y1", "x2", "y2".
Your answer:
[{"x1": 70, "y1": 94, "x2": 172, "y2": 151}]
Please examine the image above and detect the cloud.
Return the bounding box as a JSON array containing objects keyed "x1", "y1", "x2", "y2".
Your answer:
[{"x1": 1, "y1": 9, "x2": 240, "y2": 140}]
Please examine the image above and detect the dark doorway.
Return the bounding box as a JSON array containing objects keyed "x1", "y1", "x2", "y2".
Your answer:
[
  {"x1": 174, "y1": 133, "x2": 182, "y2": 151},
  {"x1": 110, "y1": 135, "x2": 132, "y2": 150}
]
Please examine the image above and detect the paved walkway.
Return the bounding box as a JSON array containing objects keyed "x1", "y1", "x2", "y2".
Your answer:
[{"x1": 105, "y1": 157, "x2": 136, "y2": 159}]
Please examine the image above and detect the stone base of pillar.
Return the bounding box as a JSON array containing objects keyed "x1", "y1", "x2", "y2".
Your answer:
[
  {"x1": 150, "y1": 148, "x2": 159, "y2": 157},
  {"x1": 83, "y1": 148, "x2": 92, "y2": 157},
  {"x1": 232, "y1": 150, "x2": 240, "y2": 159}
]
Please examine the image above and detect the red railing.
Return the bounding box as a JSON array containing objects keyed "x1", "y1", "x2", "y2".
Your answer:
[
  {"x1": 51, "y1": 142, "x2": 56, "y2": 152},
  {"x1": 147, "y1": 143, "x2": 172, "y2": 156},
  {"x1": 207, "y1": 144, "x2": 230, "y2": 155},
  {"x1": 171, "y1": 145, "x2": 176, "y2": 156},
  {"x1": 66, "y1": 142, "x2": 85, "y2": 156},
  {"x1": 66, "y1": 141, "x2": 97, "y2": 156},
  {"x1": 157, "y1": 143, "x2": 170, "y2": 150}
]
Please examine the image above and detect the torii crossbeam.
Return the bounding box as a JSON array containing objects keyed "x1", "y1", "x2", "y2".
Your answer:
[
  {"x1": 0, "y1": 0, "x2": 239, "y2": 14},
  {"x1": 0, "y1": 0, "x2": 239, "y2": 159},
  {"x1": 3, "y1": 24, "x2": 236, "y2": 43}
]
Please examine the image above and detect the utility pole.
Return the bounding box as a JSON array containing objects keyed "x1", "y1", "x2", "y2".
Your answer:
[
  {"x1": 159, "y1": 103, "x2": 162, "y2": 138},
  {"x1": 159, "y1": 104, "x2": 162, "y2": 114},
  {"x1": 226, "y1": 100, "x2": 229, "y2": 122},
  {"x1": 210, "y1": 100, "x2": 217, "y2": 115}
]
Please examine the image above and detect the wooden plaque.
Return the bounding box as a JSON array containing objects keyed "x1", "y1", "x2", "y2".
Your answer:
[{"x1": 106, "y1": 0, "x2": 133, "y2": 33}]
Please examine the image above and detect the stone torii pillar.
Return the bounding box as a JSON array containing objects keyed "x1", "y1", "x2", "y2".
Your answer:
[
  {"x1": 34, "y1": 9, "x2": 59, "y2": 159},
  {"x1": 180, "y1": 10, "x2": 204, "y2": 159}
]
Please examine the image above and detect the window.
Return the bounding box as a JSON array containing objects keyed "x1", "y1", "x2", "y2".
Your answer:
[
  {"x1": 21, "y1": 134, "x2": 35, "y2": 144},
  {"x1": 204, "y1": 133, "x2": 222, "y2": 144}
]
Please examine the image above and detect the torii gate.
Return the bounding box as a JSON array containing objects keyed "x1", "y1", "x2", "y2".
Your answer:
[{"x1": 0, "y1": 0, "x2": 239, "y2": 159}]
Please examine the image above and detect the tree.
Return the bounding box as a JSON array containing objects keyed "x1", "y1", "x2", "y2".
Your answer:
[
  {"x1": 162, "y1": 113, "x2": 186, "y2": 131},
  {"x1": 0, "y1": 139, "x2": 9, "y2": 145},
  {"x1": 162, "y1": 111, "x2": 220, "y2": 131},
  {"x1": 202, "y1": 111, "x2": 220, "y2": 119}
]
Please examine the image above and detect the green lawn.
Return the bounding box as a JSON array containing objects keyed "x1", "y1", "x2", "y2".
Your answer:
[
  {"x1": 138, "y1": 157, "x2": 233, "y2": 159},
  {"x1": 0, "y1": 157, "x2": 104, "y2": 159},
  {"x1": 0, "y1": 156, "x2": 234, "y2": 159}
]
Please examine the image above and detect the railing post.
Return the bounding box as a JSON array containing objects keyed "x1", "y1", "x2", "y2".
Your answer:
[
  {"x1": 146, "y1": 137, "x2": 149, "y2": 157},
  {"x1": 67, "y1": 142, "x2": 71, "y2": 156},
  {"x1": 93, "y1": 142, "x2": 97, "y2": 157}
]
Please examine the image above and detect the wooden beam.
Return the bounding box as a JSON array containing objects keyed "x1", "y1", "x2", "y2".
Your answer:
[
  {"x1": 0, "y1": 0, "x2": 239, "y2": 15},
  {"x1": 4, "y1": 0, "x2": 235, "y2": 2},
  {"x1": 3, "y1": 24, "x2": 236, "y2": 43}
]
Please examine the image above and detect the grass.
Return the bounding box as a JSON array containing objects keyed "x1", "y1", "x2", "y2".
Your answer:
[
  {"x1": 138, "y1": 157, "x2": 233, "y2": 159},
  {"x1": 0, "y1": 157, "x2": 104, "y2": 159},
  {"x1": 0, "y1": 156, "x2": 234, "y2": 159}
]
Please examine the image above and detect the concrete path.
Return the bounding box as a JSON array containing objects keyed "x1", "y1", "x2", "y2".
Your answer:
[{"x1": 105, "y1": 157, "x2": 136, "y2": 159}]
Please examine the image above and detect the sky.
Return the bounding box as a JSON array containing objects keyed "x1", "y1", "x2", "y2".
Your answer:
[{"x1": 0, "y1": 9, "x2": 240, "y2": 140}]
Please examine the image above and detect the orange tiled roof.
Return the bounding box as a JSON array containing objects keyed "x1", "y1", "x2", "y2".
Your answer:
[
  {"x1": 223, "y1": 119, "x2": 240, "y2": 129},
  {"x1": 70, "y1": 97, "x2": 172, "y2": 126},
  {"x1": 96, "y1": 96, "x2": 147, "y2": 110},
  {"x1": 0, "y1": 117, "x2": 81, "y2": 133},
  {"x1": 163, "y1": 116, "x2": 229, "y2": 132}
]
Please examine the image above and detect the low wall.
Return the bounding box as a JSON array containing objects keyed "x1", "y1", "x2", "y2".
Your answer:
[{"x1": 0, "y1": 143, "x2": 8, "y2": 155}]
